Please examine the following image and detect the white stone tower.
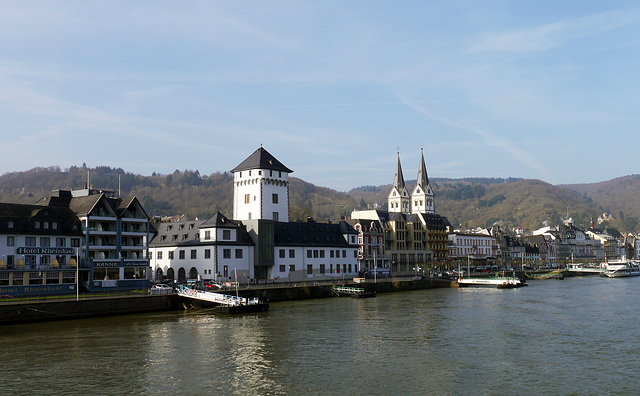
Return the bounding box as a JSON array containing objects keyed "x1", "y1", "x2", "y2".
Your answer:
[
  {"x1": 231, "y1": 146, "x2": 293, "y2": 222},
  {"x1": 388, "y1": 152, "x2": 410, "y2": 214},
  {"x1": 411, "y1": 148, "x2": 435, "y2": 214}
]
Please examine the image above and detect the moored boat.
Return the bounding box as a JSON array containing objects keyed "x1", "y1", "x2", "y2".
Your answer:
[
  {"x1": 457, "y1": 276, "x2": 525, "y2": 289},
  {"x1": 602, "y1": 259, "x2": 640, "y2": 278}
]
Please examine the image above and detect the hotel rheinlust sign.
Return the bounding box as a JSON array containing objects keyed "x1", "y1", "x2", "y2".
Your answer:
[{"x1": 17, "y1": 247, "x2": 76, "y2": 255}]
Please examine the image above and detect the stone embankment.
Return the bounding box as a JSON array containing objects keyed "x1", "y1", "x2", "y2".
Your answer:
[{"x1": 0, "y1": 277, "x2": 454, "y2": 325}]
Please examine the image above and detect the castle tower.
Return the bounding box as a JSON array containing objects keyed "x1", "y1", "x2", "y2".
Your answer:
[
  {"x1": 388, "y1": 152, "x2": 410, "y2": 214},
  {"x1": 231, "y1": 146, "x2": 293, "y2": 222},
  {"x1": 411, "y1": 148, "x2": 435, "y2": 214}
]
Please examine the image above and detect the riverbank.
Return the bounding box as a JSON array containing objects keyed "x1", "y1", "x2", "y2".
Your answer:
[{"x1": 0, "y1": 277, "x2": 454, "y2": 325}]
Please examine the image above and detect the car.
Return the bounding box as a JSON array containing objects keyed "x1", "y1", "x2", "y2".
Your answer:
[
  {"x1": 150, "y1": 284, "x2": 173, "y2": 294},
  {"x1": 204, "y1": 281, "x2": 222, "y2": 290}
]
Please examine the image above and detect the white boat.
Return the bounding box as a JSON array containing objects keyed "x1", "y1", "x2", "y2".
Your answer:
[
  {"x1": 602, "y1": 259, "x2": 640, "y2": 278},
  {"x1": 457, "y1": 276, "x2": 524, "y2": 289}
]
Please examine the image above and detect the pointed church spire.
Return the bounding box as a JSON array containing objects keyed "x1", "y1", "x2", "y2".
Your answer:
[
  {"x1": 393, "y1": 152, "x2": 405, "y2": 189},
  {"x1": 416, "y1": 147, "x2": 429, "y2": 188}
]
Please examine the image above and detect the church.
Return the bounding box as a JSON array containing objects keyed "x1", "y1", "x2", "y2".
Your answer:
[{"x1": 351, "y1": 149, "x2": 451, "y2": 275}]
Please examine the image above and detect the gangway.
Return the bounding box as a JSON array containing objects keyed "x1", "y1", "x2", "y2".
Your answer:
[
  {"x1": 175, "y1": 286, "x2": 268, "y2": 313},
  {"x1": 331, "y1": 286, "x2": 376, "y2": 298}
]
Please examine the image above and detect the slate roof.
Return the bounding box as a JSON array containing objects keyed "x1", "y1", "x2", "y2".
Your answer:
[
  {"x1": 231, "y1": 146, "x2": 293, "y2": 173},
  {"x1": 0, "y1": 202, "x2": 82, "y2": 235},
  {"x1": 149, "y1": 215, "x2": 254, "y2": 247},
  {"x1": 273, "y1": 221, "x2": 351, "y2": 247},
  {"x1": 200, "y1": 211, "x2": 242, "y2": 228}
]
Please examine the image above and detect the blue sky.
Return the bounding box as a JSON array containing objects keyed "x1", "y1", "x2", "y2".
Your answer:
[{"x1": 1, "y1": 1, "x2": 639, "y2": 191}]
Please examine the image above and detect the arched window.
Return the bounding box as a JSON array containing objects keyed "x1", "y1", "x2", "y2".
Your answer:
[
  {"x1": 167, "y1": 268, "x2": 175, "y2": 281},
  {"x1": 178, "y1": 267, "x2": 186, "y2": 282},
  {"x1": 189, "y1": 267, "x2": 198, "y2": 279},
  {"x1": 156, "y1": 268, "x2": 164, "y2": 281}
]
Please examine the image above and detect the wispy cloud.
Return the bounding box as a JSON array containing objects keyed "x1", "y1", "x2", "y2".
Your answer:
[{"x1": 472, "y1": 9, "x2": 640, "y2": 53}]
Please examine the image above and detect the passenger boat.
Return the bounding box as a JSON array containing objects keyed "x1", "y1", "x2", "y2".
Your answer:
[
  {"x1": 457, "y1": 276, "x2": 525, "y2": 289},
  {"x1": 602, "y1": 259, "x2": 640, "y2": 278}
]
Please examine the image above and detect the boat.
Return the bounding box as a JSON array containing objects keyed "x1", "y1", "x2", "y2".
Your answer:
[
  {"x1": 457, "y1": 276, "x2": 525, "y2": 289},
  {"x1": 455, "y1": 257, "x2": 525, "y2": 289},
  {"x1": 602, "y1": 259, "x2": 640, "y2": 278},
  {"x1": 175, "y1": 285, "x2": 269, "y2": 313}
]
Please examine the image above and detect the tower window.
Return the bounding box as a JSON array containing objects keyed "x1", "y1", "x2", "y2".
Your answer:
[
  {"x1": 244, "y1": 194, "x2": 250, "y2": 204},
  {"x1": 272, "y1": 193, "x2": 278, "y2": 204}
]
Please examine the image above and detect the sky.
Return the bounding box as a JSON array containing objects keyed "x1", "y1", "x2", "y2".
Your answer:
[{"x1": 1, "y1": 1, "x2": 639, "y2": 191}]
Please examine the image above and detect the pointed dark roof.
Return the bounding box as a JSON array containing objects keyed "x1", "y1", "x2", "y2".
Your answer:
[
  {"x1": 393, "y1": 152, "x2": 405, "y2": 189},
  {"x1": 201, "y1": 211, "x2": 242, "y2": 228},
  {"x1": 231, "y1": 147, "x2": 293, "y2": 173},
  {"x1": 416, "y1": 148, "x2": 429, "y2": 187}
]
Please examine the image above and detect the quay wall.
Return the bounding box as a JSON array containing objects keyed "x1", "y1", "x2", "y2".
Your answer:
[
  {"x1": 0, "y1": 278, "x2": 454, "y2": 325},
  {"x1": 0, "y1": 295, "x2": 177, "y2": 325}
]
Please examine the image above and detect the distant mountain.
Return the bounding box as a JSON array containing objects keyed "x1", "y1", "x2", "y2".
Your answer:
[{"x1": 1, "y1": 166, "x2": 638, "y2": 233}]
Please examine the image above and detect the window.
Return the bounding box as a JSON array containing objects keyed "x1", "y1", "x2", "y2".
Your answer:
[
  {"x1": 342, "y1": 250, "x2": 346, "y2": 258},
  {"x1": 191, "y1": 250, "x2": 197, "y2": 259},
  {"x1": 272, "y1": 193, "x2": 278, "y2": 204},
  {"x1": 235, "y1": 249, "x2": 243, "y2": 259},
  {"x1": 330, "y1": 250, "x2": 334, "y2": 258},
  {"x1": 149, "y1": 252, "x2": 153, "y2": 260},
  {"x1": 179, "y1": 250, "x2": 185, "y2": 260},
  {"x1": 158, "y1": 251, "x2": 163, "y2": 259},
  {"x1": 223, "y1": 249, "x2": 231, "y2": 259},
  {"x1": 43, "y1": 222, "x2": 49, "y2": 229},
  {"x1": 56, "y1": 238, "x2": 65, "y2": 247},
  {"x1": 248, "y1": 213, "x2": 252, "y2": 220},
  {"x1": 280, "y1": 265, "x2": 286, "y2": 272},
  {"x1": 204, "y1": 230, "x2": 211, "y2": 240},
  {"x1": 289, "y1": 264, "x2": 295, "y2": 272},
  {"x1": 35, "y1": 221, "x2": 40, "y2": 229},
  {"x1": 8, "y1": 221, "x2": 13, "y2": 229},
  {"x1": 320, "y1": 264, "x2": 325, "y2": 274},
  {"x1": 336, "y1": 264, "x2": 340, "y2": 274},
  {"x1": 273, "y1": 212, "x2": 279, "y2": 221},
  {"x1": 25, "y1": 237, "x2": 36, "y2": 247},
  {"x1": 244, "y1": 194, "x2": 250, "y2": 204},
  {"x1": 223, "y1": 230, "x2": 231, "y2": 240},
  {"x1": 307, "y1": 250, "x2": 312, "y2": 258},
  {"x1": 7, "y1": 236, "x2": 15, "y2": 247},
  {"x1": 320, "y1": 250, "x2": 325, "y2": 258},
  {"x1": 169, "y1": 251, "x2": 174, "y2": 260},
  {"x1": 279, "y1": 249, "x2": 285, "y2": 258},
  {"x1": 289, "y1": 249, "x2": 295, "y2": 258},
  {"x1": 307, "y1": 265, "x2": 312, "y2": 275},
  {"x1": 204, "y1": 249, "x2": 210, "y2": 259},
  {"x1": 52, "y1": 222, "x2": 57, "y2": 230}
]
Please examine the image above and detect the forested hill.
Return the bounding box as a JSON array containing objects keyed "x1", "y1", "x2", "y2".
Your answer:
[{"x1": 1, "y1": 166, "x2": 638, "y2": 233}]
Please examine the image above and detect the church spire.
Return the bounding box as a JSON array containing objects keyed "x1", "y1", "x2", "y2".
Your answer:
[
  {"x1": 393, "y1": 152, "x2": 405, "y2": 189},
  {"x1": 416, "y1": 147, "x2": 429, "y2": 188}
]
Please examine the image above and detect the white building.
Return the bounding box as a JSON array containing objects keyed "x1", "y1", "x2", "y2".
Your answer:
[
  {"x1": 448, "y1": 232, "x2": 500, "y2": 260},
  {"x1": 149, "y1": 146, "x2": 359, "y2": 284},
  {"x1": 149, "y1": 212, "x2": 255, "y2": 284}
]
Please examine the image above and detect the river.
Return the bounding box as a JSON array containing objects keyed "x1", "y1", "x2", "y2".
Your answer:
[{"x1": 2, "y1": 276, "x2": 639, "y2": 395}]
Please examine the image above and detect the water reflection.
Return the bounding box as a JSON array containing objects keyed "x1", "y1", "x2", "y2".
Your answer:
[{"x1": 3, "y1": 277, "x2": 640, "y2": 394}]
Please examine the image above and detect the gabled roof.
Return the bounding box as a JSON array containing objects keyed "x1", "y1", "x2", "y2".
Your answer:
[
  {"x1": 201, "y1": 212, "x2": 242, "y2": 228},
  {"x1": 231, "y1": 146, "x2": 293, "y2": 173},
  {"x1": 117, "y1": 196, "x2": 150, "y2": 220}
]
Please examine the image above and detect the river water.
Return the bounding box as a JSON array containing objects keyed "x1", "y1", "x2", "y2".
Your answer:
[{"x1": 2, "y1": 276, "x2": 640, "y2": 395}]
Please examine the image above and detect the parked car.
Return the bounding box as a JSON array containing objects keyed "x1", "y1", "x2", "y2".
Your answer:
[{"x1": 150, "y1": 284, "x2": 173, "y2": 295}]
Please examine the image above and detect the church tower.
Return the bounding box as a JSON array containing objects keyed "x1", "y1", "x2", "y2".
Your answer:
[
  {"x1": 231, "y1": 146, "x2": 293, "y2": 222},
  {"x1": 388, "y1": 152, "x2": 410, "y2": 214},
  {"x1": 411, "y1": 148, "x2": 435, "y2": 214}
]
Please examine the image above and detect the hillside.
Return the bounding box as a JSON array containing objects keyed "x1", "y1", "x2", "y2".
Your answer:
[
  {"x1": 562, "y1": 175, "x2": 640, "y2": 231},
  {"x1": 0, "y1": 166, "x2": 637, "y2": 233}
]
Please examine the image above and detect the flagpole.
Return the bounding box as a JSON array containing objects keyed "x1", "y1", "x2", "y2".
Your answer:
[{"x1": 76, "y1": 248, "x2": 79, "y2": 301}]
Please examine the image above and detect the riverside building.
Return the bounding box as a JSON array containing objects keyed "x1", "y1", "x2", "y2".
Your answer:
[
  {"x1": 0, "y1": 188, "x2": 151, "y2": 296},
  {"x1": 149, "y1": 146, "x2": 359, "y2": 284},
  {"x1": 351, "y1": 149, "x2": 451, "y2": 275}
]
